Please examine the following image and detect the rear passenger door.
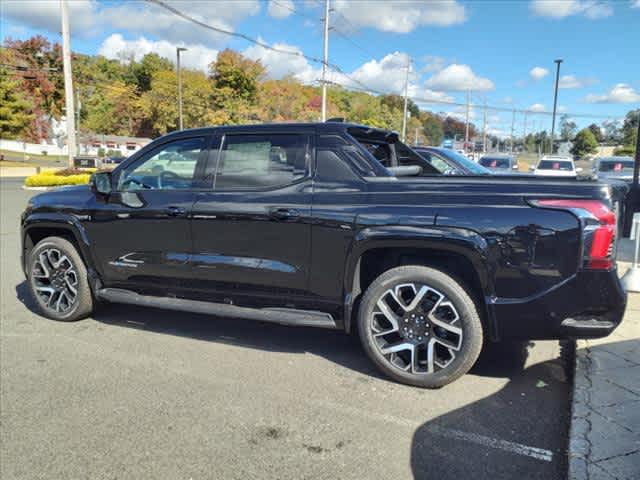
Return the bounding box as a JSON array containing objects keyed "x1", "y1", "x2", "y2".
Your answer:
[{"x1": 188, "y1": 130, "x2": 314, "y2": 309}]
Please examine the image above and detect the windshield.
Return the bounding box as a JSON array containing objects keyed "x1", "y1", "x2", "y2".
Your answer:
[
  {"x1": 599, "y1": 160, "x2": 634, "y2": 172},
  {"x1": 479, "y1": 157, "x2": 511, "y2": 169},
  {"x1": 436, "y1": 149, "x2": 491, "y2": 175},
  {"x1": 537, "y1": 160, "x2": 574, "y2": 171}
]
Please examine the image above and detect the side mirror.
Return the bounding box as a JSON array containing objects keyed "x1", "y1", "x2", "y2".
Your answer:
[{"x1": 91, "y1": 171, "x2": 112, "y2": 195}]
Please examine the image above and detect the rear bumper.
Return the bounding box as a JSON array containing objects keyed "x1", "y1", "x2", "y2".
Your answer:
[{"x1": 490, "y1": 270, "x2": 626, "y2": 340}]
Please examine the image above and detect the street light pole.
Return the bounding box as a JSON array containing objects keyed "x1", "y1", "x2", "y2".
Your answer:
[
  {"x1": 401, "y1": 61, "x2": 410, "y2": 142},
  {"x1": 176, "y1": 47, "x2": 187, "y2": 130},
  {"x1": 60, "y1": 0, "x2": 76, "y2": 167},
  {"x1": 321, "y1": 0, "x2": 330, "y2": 122},
  {"x1": 550, "y1": 58, "x2": 563, "y2": 154}
]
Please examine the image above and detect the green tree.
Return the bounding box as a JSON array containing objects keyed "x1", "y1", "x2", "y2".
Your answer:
[
  {"x1": 570, "y1": 128, "x2": 599, "y2": 158},
  {"x1": 421, "y1": 113, "x2": 444, "y2": 145},
  {"x1": 587, "y1": 123, "x2": 604, "y2": 143},
  {"x1": 559, "y1": 114, "x2": 577, "y2": 141},
  {"x1": 141, "y1": 69, "x2": 214, "y2": 135},
  {"x1": 130, "y1": 53, "x2": 174, "y2": 92},
  {"x1": 0, "y1": 69, "x2": 34, "y2": 139},
  {"x1": 0, "y1": 68, "x2": 33, "y2": 139},
  {"x1": 621, "y1": 109, "x2": 639, "y2": 148}
]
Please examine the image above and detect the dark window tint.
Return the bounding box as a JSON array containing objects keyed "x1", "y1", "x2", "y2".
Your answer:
[
  {"x1": 537, "y1": 160, "x2": 573, "y2": 171},
  {"x1": 215, "y1": 134, "x2": 308, "y2": 190},
  {"x1": 480, "y1": 157, "x2": 510, "y2": 169},
  {"x1": 357, "y1": 140, "x2": 392, "y2": 167},
  {"x1": 598, "y1": 161, "x2": 634, "y2": 172},
  {"x1": 119, "y1": 137, "x2": 205, "y2": 191}
]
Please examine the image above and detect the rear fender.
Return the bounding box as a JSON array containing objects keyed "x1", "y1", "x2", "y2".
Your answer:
[{"x1": 343, "y1": 225, "x2": 497, "y2": 338}]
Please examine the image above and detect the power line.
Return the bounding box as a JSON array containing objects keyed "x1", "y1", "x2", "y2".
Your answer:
[{"x1": 145, "y1": 0, "x2": 620, "y2": 121}]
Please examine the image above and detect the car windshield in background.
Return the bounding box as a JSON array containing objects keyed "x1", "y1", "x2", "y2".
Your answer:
[
  {"x1": 599, "y1": 161, "x2": 634, "y2": 172},
  {"x1": 480, "y1": 157, "x2": 511, "y2": 169},
  {"x1": 538, "y1": 160, "x2": 573, "y2": 171},
  {"x1": 437, "y1": 149, "x2": 491, "y2": 175}
]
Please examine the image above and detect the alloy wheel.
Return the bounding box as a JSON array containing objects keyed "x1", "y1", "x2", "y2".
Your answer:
[
  {"x1": 370, "y1": 283, "x2": 463, "y2": 374},
  {"x1": 31, "y1": 248, "x2": 79, "y2": 314}
]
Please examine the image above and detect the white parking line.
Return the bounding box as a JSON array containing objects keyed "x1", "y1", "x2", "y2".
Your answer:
[{"x1": 427, "y1": 425, "x2": 554, "y2": 462}]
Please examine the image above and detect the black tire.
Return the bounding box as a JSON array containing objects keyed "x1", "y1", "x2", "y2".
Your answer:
[
  {"x1": 358, "y1": 265, "x2": 483, "y2": 388},
  {"x1": 27, "y1": 236, "x2": 93, "y2": 322}
]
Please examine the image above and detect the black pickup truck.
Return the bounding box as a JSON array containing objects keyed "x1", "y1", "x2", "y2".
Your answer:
[{"x1": 21, "y1": 122, "x2": 626, "y2": 387}]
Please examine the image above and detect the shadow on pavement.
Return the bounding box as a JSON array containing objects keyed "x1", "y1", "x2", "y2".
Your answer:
[
  {"x1": 411, "y1": 341, "x2": 573, "y2": 479},
  {"x1": 15, "y1": 281, "x2": 550, "y2": 385}
]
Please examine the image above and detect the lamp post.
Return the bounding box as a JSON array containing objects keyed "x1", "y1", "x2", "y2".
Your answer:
[
  {"x1": 550, "y1": 59, "x2": 563, "y2": 154},
  {"x1": 176, "y1": 47, "x2": 188, "y2": 130}
]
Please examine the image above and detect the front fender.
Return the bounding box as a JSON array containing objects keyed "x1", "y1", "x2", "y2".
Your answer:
[
  {"x1": 21, "y1": 212, "x2": 96, "y2": 276},
  {"x1": 342, "y1": 225, "x2": 497, "y2": 337}
]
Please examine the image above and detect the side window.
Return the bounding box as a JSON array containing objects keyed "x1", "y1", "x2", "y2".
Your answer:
[
  {"x1": 215, "y1": 134, "x2": 309, "y2": 190},
  {"x1": 421, "y1": 153, "x2": 449, "y2": 173},
  {"x1": 316, "y1": 135, "x2": 363, "y2": 182},
  {"x1": 119, "y1": 137, "x2": 205, "y2": 191}
]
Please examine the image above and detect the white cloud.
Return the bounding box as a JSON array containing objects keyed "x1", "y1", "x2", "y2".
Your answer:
[
  {"x1": 2, "y1": 0, "x2": 261, "y2": 46},
  {"x1": 243, "y1": 38, "x2": 317, "y2": 81},
  {"x1": 331, "y1": 0, "x2": 466, "y2": 33},
  {"x1": 529, "y1": 0, "x2": 613, "y2": 19},
  {"x1": 267, "y1": 0, "x2": 293, "y2": 19},
  {"x1": 633, "y1": 0, "x2": 640, "y2": 8},
  {"x1": 502, "y1": 96, "x2": 514, "y2": 104},
  {"x1": 424, "y1": 64, "x2": 494, "y2": 92},
  {"x1": 421, "y1": 55, "x2": 447, "y2": 73},
  {"x1": 416, "y1": 89, "x2": 455, "y2": 104},
  {"x1": 345, "y1": 52, "x2": 417, "y2": 94},
  {"x1": 0, "y1": 0, "x2": 96, "y2": 33},
  {"x1": 528, "y1": 103, "x2": 547, "y2": 112},
  {"x1": 529, "y1": 66, "x2": 549, "y2": 81},
  {"x1": 98, "y1": 34, "x2": 219, "y2": 72},
  {"x1": 558, "y1": 74, "x2": 597, "y2": 88},
  {"x1": 584, "y1": 84, "x2": 640, "y2": 103}
]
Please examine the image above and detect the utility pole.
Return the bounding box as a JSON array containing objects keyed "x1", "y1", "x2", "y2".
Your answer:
[
  {"x1": 464, "y1": 89, "x2": 471, "y2": 152},
  {"x1": 510, "y1": 108, "x2": 516, "y2": 154},
  {"x1": 401, "y1": 61, "x2": 410, "y2": 142},
  {"x1": 76, "y1": 86, "x2": 81, "y2": 154},
  {"x1": 414, "y1": 126, "x2": 419, "y2": 146},
  {"x1": 321, "y1": 0, "x2": 330, "y2": 122},
  {"x1": 60, "y1": 0, "x2": 76, "y2": 166},
  {"x1": 176, "y1": 47, "x2": 187, "y2": 130},
  {"x1": 550, "y1": 58, "x2": 563, "y2": 154},
  {"x1": 482, "y1": 97, "x2": 487, "y2": 153}
]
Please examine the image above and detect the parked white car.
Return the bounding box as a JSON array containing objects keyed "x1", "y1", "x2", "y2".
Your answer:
[{"x1": 532, "y1": 156, "x2": 582, "y2": 178}]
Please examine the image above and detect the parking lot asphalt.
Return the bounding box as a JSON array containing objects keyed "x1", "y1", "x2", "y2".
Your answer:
[{"x1": 1, "y1": 178, "x2": 571, "y2": 479}]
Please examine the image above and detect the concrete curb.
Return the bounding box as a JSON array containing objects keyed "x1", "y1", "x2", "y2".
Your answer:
[{"x1": 568, "y1": 340, "x2": 591, "y2": 480}]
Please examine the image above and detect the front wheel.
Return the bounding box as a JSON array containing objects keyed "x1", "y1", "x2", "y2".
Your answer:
[
  {"x1": 27, "y1": 236, "x2": 94, "y2": 321},
  {"x1": 358, "y1": 266, "x2": 483, "y2": 388}
]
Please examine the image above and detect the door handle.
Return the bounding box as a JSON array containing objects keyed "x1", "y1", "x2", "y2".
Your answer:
[
  {"x1": 166, "y1": 206, "x2": 187, "y2": 217},
  {"x1": 269, "y1": 207, "x2": 300, "y2": 220}
]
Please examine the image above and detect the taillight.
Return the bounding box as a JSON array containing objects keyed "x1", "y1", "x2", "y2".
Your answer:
[{"x1": 532, "y1": 199, "x2": 617, "y2": 270}]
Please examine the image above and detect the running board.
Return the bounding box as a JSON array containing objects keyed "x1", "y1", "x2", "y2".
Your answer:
[{"x1": 96, "y1": 288, "x2": 338, "y2": 329}]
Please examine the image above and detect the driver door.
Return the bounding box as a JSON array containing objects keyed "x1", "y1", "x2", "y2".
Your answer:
[{"x1": 87, "y1": 135, "x2": 209, "y2": 295}]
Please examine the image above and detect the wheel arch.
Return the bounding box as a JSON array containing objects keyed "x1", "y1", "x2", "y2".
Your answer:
[
  {"x1": 343, "y1": 225, "x2": 498, "y2": 340},
  {"x1": 22, "y1": 214, "x2": 98, "y2": 285}
]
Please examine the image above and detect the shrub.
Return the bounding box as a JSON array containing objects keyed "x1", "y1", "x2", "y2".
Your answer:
[
  {"x1": 613, "y1": 146, "x2": 636, "y2": 156},
  {"x1": 25, "y1": 173, "x2": 91, "y2": 187},
  {"x1": 53, "y1": 167, "x2": 97, "y2": 177}
]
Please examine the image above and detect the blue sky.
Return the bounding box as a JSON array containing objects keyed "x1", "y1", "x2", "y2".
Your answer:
[{"x1": 2, "y1": 0, "x2": 639, "y2": 136}]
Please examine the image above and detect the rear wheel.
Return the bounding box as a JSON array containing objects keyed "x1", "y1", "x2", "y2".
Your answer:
[
  {"x1": 358, "y1": 265, "x2": 483, "y2": 388},
  {"x1": 27, "y1": 236, "x2": 93, "y2": 321}
]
